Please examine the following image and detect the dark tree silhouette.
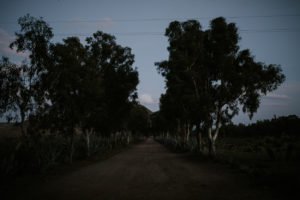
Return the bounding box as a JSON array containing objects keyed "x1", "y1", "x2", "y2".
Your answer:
[
  {"x1": 128, "y1": 103, "x2": 151, "y2": 137},
  {"x1": 0, "y1": 58, "x2": 33, "y2": 135},
  {"x1": 85, "y1": 31, "x2": 139, "y2": 135},
  {"x1": 2, "y1": 14, "x2": 139, "y2": 164},
  {"x1": 0, "y1": 14, "x2": 54, "y2": 135},
  {"x1": 156, "y1": 17, "x2": 285, "y2": 155},
  {"x1": 156, "y1": 20, "x2": 206, "y2": 150}
]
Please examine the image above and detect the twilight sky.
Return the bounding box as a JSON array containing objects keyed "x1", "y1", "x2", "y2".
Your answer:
[{"x1": 0, "y1": 0, "x2": 300, "y2": 124}]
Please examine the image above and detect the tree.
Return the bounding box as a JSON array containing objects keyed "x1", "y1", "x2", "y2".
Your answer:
[
  {"x1": 40, "y1": 31, "x2": 138, "y2": 161},
  {"x1": 77, "y1": 51, "x2": 104, "y2": 157},
  {"x1": 156, "y1": 17, "x2": 285, "y2": 155},
  {"x1": 1, "y1": 14, "x2": 140, "y2": 164},
  {"x1": 41, "y1": 37, "x2": 87, "y2": 163},
  {"x1": 79, "y1": 31, "x2": 139, "y2": 157},
  {"x1": 0, "y1": 57, "x2": 33, "y2": 135},
  {"x1": 85, "y1": 31, "x2": 139, "y2": 135},
  {"x1": 128, "y1": 103, "x2": 151, "y2": 137},
  {"x1": 156, "y1": 20, "x2": 207, "y2": 151},
  {"x1": 1, "y1": 14, "x2": 53, "y2": 135},
  {"x1": 10, "y1": 14, "x2": 53, "y2": 73},
  {"x1": 204, "y1": 17, "x2": 285, "y2": 155}
]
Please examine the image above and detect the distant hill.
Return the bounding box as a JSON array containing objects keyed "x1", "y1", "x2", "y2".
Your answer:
[{"x1": 139, "y1": 105, "x2": 153, "y2": 115}]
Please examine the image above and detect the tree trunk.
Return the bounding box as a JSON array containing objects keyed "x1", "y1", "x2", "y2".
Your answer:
[
  {"x1": 114, "y1": 132, "x2": 117, "y2": 147},
  {"x1": 196, "y1": 124, "x2": 202, "y2": 153},
  {"x1": 207, "y1": 125, "x2": 215, "y2": 156},
  {"x1": 183, "y1": 122, "x2": 188, "y2": 149},
  {"x1": 127, "y1": 131, "x2": 130, "y2": 144},
  {"x1": 182, "y1": 122, "x2": 190, "y2": 148},
  {"x1": 70, "y1": 132, "x2": 75, "y2": 164},
  {"x1": 186, "y1": 122, "x2": 190, "y2": 143},
  {"x1": 20, "y1": 111, "x2": 26, "y2": 136},
  {"x1": 85, "y1": 129, "x2": 93, "y2": 157},
  {"x1": 208, "y1": 107, "x2": 222, "y2": 157},
  {"x1": 208, "y1": 137, "x2": 216, "y2": 157},
  {"x1": 86, "y1": 132, "x2": 90, "y2": 157}
]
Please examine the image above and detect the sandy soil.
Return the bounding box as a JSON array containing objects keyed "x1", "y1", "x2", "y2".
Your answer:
[{"x1": 4, "y1": 137, "x2": 279, "y2": 200}]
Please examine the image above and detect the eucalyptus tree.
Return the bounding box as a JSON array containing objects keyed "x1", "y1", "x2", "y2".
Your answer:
[
  {"x1": 0, "y1": 14, "x2": 53, "y2": 135},
  {"x1": 156, "y1": 20, "x2": 207, "y2": 150},
  {"x1": 10, "y1": 14, "x2": 53, "y2": 107},
  {"x1": 0, "y1": 58, "x2": 33, "y2": 135},
  {"x1": 77, "y1": 53, "x2": 104, "y2": 157},
  {"x1": 79, "y1": 31, "x2": 138, "y2": 156},
  {"x1": 51, "y1": 31, "x2": 139, "y2": 158},
  {"x1": 203, "y1": 17, "x2": 285, "y2": 155},
  {"x1": 2, "y1": 14, "x2": 139, "y2": 164},
  {"x1": 156, "y1": 17, "x2": 285, "y2": 155},
  {"x1": 40, "y1": 37, "x2": 88, "y2": 162},
  {"x1": 85, "y1": 31, "x2": 139, "y2": 136}
]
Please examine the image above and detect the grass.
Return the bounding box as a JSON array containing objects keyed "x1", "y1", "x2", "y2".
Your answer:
[
  {"x1": 0, "y1": 123, "x2": 144, "y2": 177},
  {"x1": 215, "y1": 136, "x2": 300, "y2": 174},
  {"x1": 217, "y1": 136, "x2": 300, "y2": 199},
  {"x1": 156, "y1": 134, "x2": 300, "y2": 199},
  {"x1": 0, "y1": 123, "x2": 22, "y2": 137}
]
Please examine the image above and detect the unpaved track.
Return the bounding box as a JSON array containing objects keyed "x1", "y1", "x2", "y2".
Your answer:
[{"x1": 5, "y1": 137, "x2": 277, "y2": 200}]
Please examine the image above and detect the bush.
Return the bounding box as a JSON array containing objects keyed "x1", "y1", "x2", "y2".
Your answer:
[
  {"x1": 0, "y1": 135, "x2": 68, "y2": 176},
  {"x1": 0, "y1": 131, "x2": 139, "y2": 177}
]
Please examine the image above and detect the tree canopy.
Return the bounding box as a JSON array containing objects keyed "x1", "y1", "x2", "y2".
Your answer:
[
  {"x1": 155, "y1": 17, "x2": 285, "y2": 155},
  {"x1": 0, "y1": 15, "x2": 286, "y2": 158},
  {"x1": 0, "y1": 14, "x2": 140, "y2": 163}
]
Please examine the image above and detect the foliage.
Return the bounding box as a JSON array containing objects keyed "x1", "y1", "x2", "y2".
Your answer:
[
  {"x1": 155, "y1": 17, "x2": 285, "y2": 155},
  {"x1": 0, "y1": 133, "x2": 142, "y2": 176},
  {"x1": 85, "y1": 31, "x2": 139, "y2": 135},
  {"x1": 0, "y1": 14, "x2": 144, "y2": 166},
  {"x1": 127, "y1": 103, "x2": 151, "y2": 137},
  {"x1": 10, "y1": 14, "x2": 53, "y2": 74},
  {"x1": 0, "y1": 58, "x2": 33, "y2": 135},
  {"x1": 0, "y1": 135, "x2": 67, "y2": 175}
]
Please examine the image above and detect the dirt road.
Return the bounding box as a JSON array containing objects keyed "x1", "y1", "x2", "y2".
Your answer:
[{"x1": 5, "y1": 137, "x2": 277, "y2": 200}]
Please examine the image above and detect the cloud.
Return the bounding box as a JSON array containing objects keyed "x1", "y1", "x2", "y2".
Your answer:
[
  {"x1": 139, "y1": 94, "x2": 159, "y2": 112},
  {"x1": 262, "y1": 102, "x2": 289, "y2": 106},
  {"x1": 139, "y1": 93, "x2": 154, "y2": 104},
  {"x1": 264, "y1": 93, "x2": 290, "y2": 100},
  {"x1": 261, "y1": 92, "x2": 290, "y2": 107},
  {"x1": 0, "y1": 28, "x2": 27, "y2": 58},
  {"x1": 99, "y1": 18, "x2": 115, "y2": 29}
]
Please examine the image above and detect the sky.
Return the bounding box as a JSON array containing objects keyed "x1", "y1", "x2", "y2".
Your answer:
[{"x1": 0, "y1": 0, "x2": 300, "y2": 124}]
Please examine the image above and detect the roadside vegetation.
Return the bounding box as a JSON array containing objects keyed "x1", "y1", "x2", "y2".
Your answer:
[
  {"x1": 0, "y1": 14, "x2": 150, "y2": 177},
  {"x1": 154, "y1": 115, "x2": 300, "y2": 198},
  {"x1": 152, "y1": 17, "x2": 298, "y2": 197}
]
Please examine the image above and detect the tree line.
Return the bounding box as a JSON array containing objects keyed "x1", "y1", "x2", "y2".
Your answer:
[
  {"x1": 221, "y1": 115, "x2": 300, "y2": 137},
  {"x1": 152, "y1": 17, "x2": 285, "y2": 156},
  {"x1": 0, "y1": 14, "x2": 150, "y2": 164},
  {"x1": 0, "y1": 14, "x2": 286, "y2": 163}
]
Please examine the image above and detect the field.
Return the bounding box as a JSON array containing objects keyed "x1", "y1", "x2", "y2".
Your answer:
[
  {"x1": 0, "y1": 123, "x2": 22, "y2": 137},
  {"x1": 156, "y1": 133, "x2": 300, "y2": 199}
]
